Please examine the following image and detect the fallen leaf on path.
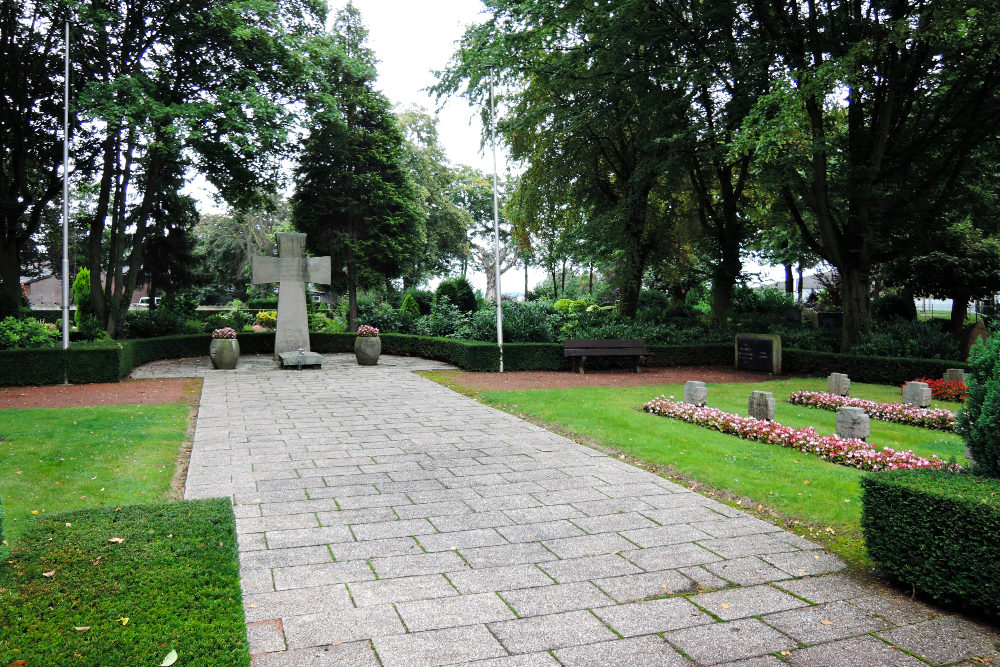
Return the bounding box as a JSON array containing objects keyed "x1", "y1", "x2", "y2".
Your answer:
[
  {"x1": 820, "y1": 620, "x2": 833, "y2": 625},
  {"x1": 331, "y1": 640, "x2": 343, "y2": 646},
  {"x1": 42, "y1": 570, "x2": 55, "y2": 578},
  {"x1": 720, "y1": 603, "x2": 730, "y2": 609},
  {"x1": 159, "y1": 649, "x2": 178, "y2": 666},
  {"x1": 117, "y1": 616, "x2": 129, "y2": 626},
  {"x1": 73, "y1": 626, "x2": 90, "y2": 632},
  {"x1": 108, "y1": 537, "x2": 124, "y2": 544}
]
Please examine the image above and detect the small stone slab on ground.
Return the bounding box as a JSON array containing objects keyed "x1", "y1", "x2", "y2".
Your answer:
[{"x1": 279, "y1": 351, "x2": 325, "y2": 369}]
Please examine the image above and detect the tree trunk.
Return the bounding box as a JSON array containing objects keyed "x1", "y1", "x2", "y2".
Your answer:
[
  {"x1": 797, "y1": 264, "x2": 804, "y2": 302},
  {"x1": 0, "y1": 241, "x2": 21, "y2": 305},
  {"x1": 950, "y1": 294, "x2": 970, "y2": 342},
  {"x1": 589, "y1": 262, "x2": 594, "y2": 294},
  {"x1": 710, "y1": 244, "x2": 742, "y2": 326},
  {"x1": 523, "y1": 261, "x2": 528, "y2": 301},
  {"x1": 560, "y1": 259, "x2": 566, "y2": 295},
  {"x1": 839, "y1": 264, "x2": 871, "y2": 352},
  {"x1": 784, "y1": 264, "x2": 794, "y2": 294}
]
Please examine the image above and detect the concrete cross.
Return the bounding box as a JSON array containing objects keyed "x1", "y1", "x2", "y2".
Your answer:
[{"x1": 252, "y1": 233, "x2": 331, "y2": 360}]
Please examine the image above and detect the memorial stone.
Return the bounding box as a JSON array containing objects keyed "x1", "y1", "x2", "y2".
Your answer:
[
  {"x1": 836, "y1": 406, "x2": 870, "y2": 440},
  {"x1": 943, "y1": 368, "x2": 967, "y2": 383},
  {"x1": 683, "y1": 380, "x2": 708, "y2": 406},
  {"x1": 252, "y1": 232, "x2": 332, "y2": 364},
  {"x1": 827, "y1": 372, "x2": 850, "y2": 396},
  {"x1": 748, "y1": 390, "x2": 776, "y2": 421},
  {"x1": 902, "y1": 381, "x2": 932, "y2": 408}
]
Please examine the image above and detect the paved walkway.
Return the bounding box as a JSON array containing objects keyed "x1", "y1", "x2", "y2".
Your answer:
[{"x1": 133, "y1": 354, "x2": 1000, "y2": 666}]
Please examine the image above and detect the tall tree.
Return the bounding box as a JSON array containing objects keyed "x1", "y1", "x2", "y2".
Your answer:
[
  {"x1": 396, "y1": 107, "x2": 470, "y2": 287},
  {"x1": 739, "y1": 0, "x2": 1000, "y2": 350},
  {"x1": 292, "y1": 3, "x2": 421, "y2": 331},
  {"x1": 0, "y1": 0, "x2": 75, "y2": 303},
  {"x1": 437, "y1": 0, "x2": 693, "y2": 317}
]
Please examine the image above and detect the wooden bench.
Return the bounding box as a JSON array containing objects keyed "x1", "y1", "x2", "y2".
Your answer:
[{"x1": 562, "y1": 338, "x2": 649, "y2": 374}]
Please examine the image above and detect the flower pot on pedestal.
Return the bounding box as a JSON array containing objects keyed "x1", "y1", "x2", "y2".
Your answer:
[{"x1": 354, "y1": 336, "x2": 381, "y2": 365}]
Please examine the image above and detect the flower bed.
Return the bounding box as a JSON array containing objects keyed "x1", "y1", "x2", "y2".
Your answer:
[
  {"x1": 643, "y1": 396, "x2": 948, "y2": 472},
  {"x1": 912, "y1": 377, "x2": 967, "y2": 403},
  {"x1": 787, "y1": 390, "x2": 956, "y2": 431}
]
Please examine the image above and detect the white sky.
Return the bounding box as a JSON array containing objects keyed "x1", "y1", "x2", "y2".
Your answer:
[{"x1": 332, "y1": 0, "x2": 505, "y2": 175}]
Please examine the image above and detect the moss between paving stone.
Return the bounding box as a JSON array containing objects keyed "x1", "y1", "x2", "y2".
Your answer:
[{"x1": 0, "y1": 499, "x2": 249, "y2": 666}]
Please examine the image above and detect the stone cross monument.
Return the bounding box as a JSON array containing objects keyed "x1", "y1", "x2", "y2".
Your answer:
[{"x1": 252, "y1": 233, "x2": 331, "y2": 364}]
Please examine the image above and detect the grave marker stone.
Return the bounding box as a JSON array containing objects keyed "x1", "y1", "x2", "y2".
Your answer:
[
  {"x1": 252, "y1": 232, "x2": 331, "y2": 365},
  {"x1": 943, "y1": 368, "x2": 967, "y2": 383},
  {"x1": 817, "y1": 311, "x2": 844, "y2": 329},
  {"x1": 748, "y1": 390, "x2": 776, "y2": 421},
  {"x1": 836, "y1": 406, "x2": 870, "y2": 440},
  {"x1": 683, "y1": 381, "x2": 707, "y2": 406},
  {"x1": 827, "y1": 372, "x2": 851, "y2": 396},
  {"x1": 734, "y1": 333, "x2": 782, "y2": 374},
  {"x1": 902, "y1": 381, "x2": 932, "y2": 408}
]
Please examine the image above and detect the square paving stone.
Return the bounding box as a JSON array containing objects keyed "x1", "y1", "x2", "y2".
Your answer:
[
  {"x1": 764, "y1": 600, "x2": 888, "y2": 644},
  {"x1": 429, "y1": 510, "x2": 513, "y2": 532},
  {"x1": 618, "y1": 524, "x2": 713, "y2": 548},
  {"x1": 460, "y1": 542, "x2": 558, "y2": 569},
  {"x1": 498, "y1": 520, "x2": 584, "y2": 543},
  {"x1": 665, "y1": 618, "x2": 797, "y2": 665},
  {"x1": 570, "y1": 497, "x2": 656, "y2": 516},
  {"x1": 247, "y1": 618, "x2": 287, "y2": 654},
  {"x1": 394, "y1": 500, "x2": 474, "y2": 519},
  {"x1": 690, "y1": 516, "x2": 785, "y2": 538},
  {"x1": 447, "y1": 563, "x2": 555, "y2": 594},
  {"x1": 848, "y1": 593, "x2": 941, "y2": 626},
  {"x1": 644, "y1": 506, "x2": 733, "y2": 525},
  {"x1": 572, "y1": 512, "x2": 658, "y2": 534},
  {"x1": 244, "y1": 584, "x2": 352, "y2": 622},
  {"x1": 774, "y1": 574, "x2": 872, "y2": 604},
  {"x1": 249, "y1": 640, "x2": 380, "y2": 667},
  {"x1": 503, "y1": 504, "x2": 583, "y2": 524},
  {"x1": 540, "y1": 553, "x2": 641, "y2": 583},
  {"x1": 594, "y1": 570, "x2": 700, "y2": 602},
  {"x1": 282, "y1": 605, "x2": 405, "y2": 648},
  {"x1": 348, "y1": 574, "x2": 458, "y2": 607},
  {"x1": 697, "y1": 533, "x2": 803, "y2": 559},
  {"x1": 330, "y1": 537, "x2": 421, "y2": 561},
  {"x1": 465, "y1": 652, "x2": 559, "y2": 666},
  {"x1": 370, "y1": 550, "x2": 466, "y2": 578},
  {"x1": 395, "y1": 591, "x2": 516, "y2": 631},
  {"x1": 593, "y1": 597, "x2": 710, "y2": 636},
  {"x1": 690, "y1": 584, "x2": 809, "y2": 620},
  {"x1": 876, "y1": 616, "x2": 1000, "y2": 665},
  {"x1": 623, "y1": 543, "x2": 722, "y2": 571},
  {"x1": 273, "y1": 560, "x2": 375, "y2": 590},
  {"x1": 488, "y1": 609, "x2": 618, "y2": 654},
  {"x1": 554, "y1": 635, "x2": 691, "y2": 666},
  {"x1": 788, "y1": 635, "x2": 927, "y2": 666},
  {"x1": 705, "y1": 556, "x2": 794, "y2": 586},
  {"x1": 417, "y1": 528, "x2": 507, "y2": 552},
  {"x1": 542, "y1": 533, "x2": 634, "y2": 558},
  {"x1": 715, "y1": 657, "x2": 786, "y2": 667},
  {"x1": 241, "y1": 567, "x2": 275, "y2": 594},
  {"x1": 372, "y1": 624, "x2": 507, "y2": 666},
  {"x1": 679, "y1": 565, "x2": 733, "y2": 592},
  {"x1": 760, "y1": 549, "x2": 846, "y2": 576},
  {"x1": 352, "y1": 518, "x2": 437, "y2": 541},
  {"x1": 264, "y1": 526, "x2": 355, "y2": 549},
  {"x1": 499, "y1": 582, "x2": 614, "y2": 616}
]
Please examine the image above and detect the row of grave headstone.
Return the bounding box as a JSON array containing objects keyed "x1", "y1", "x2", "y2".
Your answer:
[{"x1": 826, "y1": 369, "x2": 966, "y2": 408}]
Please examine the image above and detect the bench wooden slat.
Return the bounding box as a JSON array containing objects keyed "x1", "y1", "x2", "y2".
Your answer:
[
  {"x1": 563, "y1": 339, "x2": 646, "y2": 349},
  {"x1": 561, "y1": 338, "x2": 649, "y2": 374},
  {"x1": 564, "y1": 348, "x2": 647, "y2": 357}
]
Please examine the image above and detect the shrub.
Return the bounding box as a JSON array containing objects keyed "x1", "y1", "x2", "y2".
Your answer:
[
  {"x1": 872, "y1": 292, "x2": 917, "y2": 322},
  {"x1": 255, "y1": 310, "x2": 277, "y2": 328},
  {"x1": 851, "y1": 320, "x2": 960, "y2": 360},
  {"x1": 957, "y1": 335, "x2": 1000, "y2": 476},
  {"x1": 417, "y1": 296, "x2": 465, "y2": 337},
  {"x1": 436, "y1": 276, "x2": 477, "y2": 314},
  {"x1": 406, "y1": 289, "x2": 434, "y2": 316},
  {"x1": 783, "y1": 349, "x2": 966, "y2": 386},
  {"x1": 357, "y1": 301, "x2": 400, "y2": 333},
  {"x1": 0, "y1": 316, "x2": 59, "y2": 350},
  {"x1": 400, "y1": 293, "x2": 421, "y2": 318},
  {"x1": 861, "y1": 470, "x2": 1000, "y2": 616},
  {"x1": 122, "y1": 308, "x2": 200, "y2": 339},
  {"x1": 72, "y1": 268, "x2": 94, "y2": 329}
]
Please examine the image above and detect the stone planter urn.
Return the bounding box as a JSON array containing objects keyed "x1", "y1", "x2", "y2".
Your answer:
[
  {"x1": 209, "y1": 330, "x2": 240, "y2": 370},
  {"x1": 210, "y1": 339, "x2": 240, "y2": 369},
  {"x1": 354, "y1": 325, "x2": 381, "y2": 365}
]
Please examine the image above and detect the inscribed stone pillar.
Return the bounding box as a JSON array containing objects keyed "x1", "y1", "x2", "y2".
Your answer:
[
  {"x1": 901, "y1": 381, "x2": 932, "y2": 408},
  {"x1": 748, "y1": 391, "x2": 776, "y2": 421},
  {"x1": 683, "y1": 381, "x2": 707, "y2": 407},
  {"x1": 827, "y1": 372, "x2": 850, "y2": 396},
  {"x1": 836, "y1": 406, "x2": 870, "y2": 440},
  {"x1": 943, "y1": 368, "x2": 967, "y2": 383}
]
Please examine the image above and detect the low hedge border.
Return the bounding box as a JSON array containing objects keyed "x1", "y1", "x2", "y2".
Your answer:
[
  {"x1": 0, "y1": 335, "x2": 971, "y2": 386},
  {"x1": 860, "y1": 470, "x2": 1000, "y2": 617}
]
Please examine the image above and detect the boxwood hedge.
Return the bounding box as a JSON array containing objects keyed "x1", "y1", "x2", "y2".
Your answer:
[
  {"x1": 861, "y1": 469, "x2": 1000, "y2": 617},
  {"x1": 0, "y1": 333, "x2": 971, "y2": 386}
]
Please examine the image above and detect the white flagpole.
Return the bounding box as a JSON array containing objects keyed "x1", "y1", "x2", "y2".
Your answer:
[
  {"x1": 61, "y1": 20, "x2": 70, "y2": 352},
  {"x1": 490, "y1": 68, "x2": 503, "y2": 372}
]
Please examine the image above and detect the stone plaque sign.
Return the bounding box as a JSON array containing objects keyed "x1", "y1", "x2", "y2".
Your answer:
[
  {"x1": 735, "y1": 333, "x2": 782, "y2": 374},
  {"x1": 817, "y1": 312, "x2": 844, "y2": 329},
  {"x1": 943, "y1": 368, "x2": 967, "y2": 383}
]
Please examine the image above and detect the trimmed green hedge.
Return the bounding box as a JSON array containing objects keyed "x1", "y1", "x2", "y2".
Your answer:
[
  {"x1": 861, "y1": 470, "x2": 1000, "y2": 617},
  {"x1": 784, "y1": 348, "x2": 967, "y2": 385},
  {"x1": 0, "y1": 495, "x2": 5, "y2": 547}
]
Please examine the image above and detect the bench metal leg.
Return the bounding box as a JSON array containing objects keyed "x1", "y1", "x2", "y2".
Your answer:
[{"x1": 578, "y1": 356, "x2": 587, "y2": 374}]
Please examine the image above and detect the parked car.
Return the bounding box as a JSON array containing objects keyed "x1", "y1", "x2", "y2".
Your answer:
[{"x1": 131, "y1": 296, "x2": 161, "y2": 308}]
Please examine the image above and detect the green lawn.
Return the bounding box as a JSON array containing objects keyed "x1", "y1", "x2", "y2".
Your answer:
[
  {"x1": 0, "y1": 404, "x2": 191, "y2": 546},
  {"x1": 469, "y1": 376, "x2": 965, "y2": 566},
  {"x1": 0, "y1": 500, "x2": 249, "y2": 666}
]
